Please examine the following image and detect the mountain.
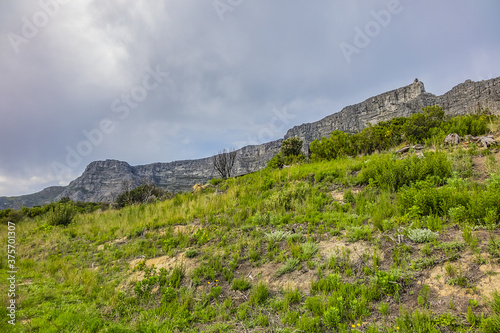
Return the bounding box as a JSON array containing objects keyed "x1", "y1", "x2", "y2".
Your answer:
[
  {"x1": 2, "y1": 77, "x2": 499, "y2": 208},
  {"x1": 284, "y1": 78, "x2": 500, "y2": 146},
  {"x1": 0, "y1": 186, "x2": 65, "y2": 210}
]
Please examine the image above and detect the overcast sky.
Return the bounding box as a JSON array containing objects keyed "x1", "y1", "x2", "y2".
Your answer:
[{"x1": 1, "y1": 0, "x2": 499, "y2": 197}]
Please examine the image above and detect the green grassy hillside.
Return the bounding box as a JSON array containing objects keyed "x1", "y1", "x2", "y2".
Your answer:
[{"x1": 2, "y1": 110, "x2": 500, "y2": 332}]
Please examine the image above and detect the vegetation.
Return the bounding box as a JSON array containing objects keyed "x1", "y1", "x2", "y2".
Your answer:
[
  {"x1": 310, "y1": 106, "x2": 494, "y2": 160},
  {"x1": 267, "y1": 136, "x2": 305, "y2": 169},
  {"x1": 116, "y1": 183, "x2": 171, "y2": 207},
  {"x1": 213, "y1": 148, "x2": 237, "y2": 179},
  {"x1": 1, "y1": 108, "x2": 500, "y2": 332}
]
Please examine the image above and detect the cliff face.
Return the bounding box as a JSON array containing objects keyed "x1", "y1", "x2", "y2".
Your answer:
[
  {"x1": 55, "y1": 139, "x2": 283, "y2": 203},
  {"x1": 6, "y1": 77, "x2": 500, "y2": 207},
  {"x1": 436, "y1": 78, "x2": 500, "y2": 116},
  {"x1": 284, "y1": 77, "x2": 500, "y2": 149}
]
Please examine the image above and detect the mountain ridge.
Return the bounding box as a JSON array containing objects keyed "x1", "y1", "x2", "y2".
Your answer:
[{"x1": 2, "y1": 77, "x2": 499, "y2": 208}]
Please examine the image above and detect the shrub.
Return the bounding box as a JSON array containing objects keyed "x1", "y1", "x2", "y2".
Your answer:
[
  {"x1": 251, "y1": 282, "x2": 269, "y2": 305},
  {"x1": 268, "y1": 137, "x2": 305, "y2": 168},
  {"x1": 358, "y1": 151, "x2": 452, "y2": 191},
  {"x1": 168, "y1": 265, "x2": 185, "y2": 288},
  {"x1": 300, "y1": 242, "x2": 319, "y2": 260},
  {"x1": 209, "y1": 178, "x2": 224, "y2": 186},
  {"x1": 417, "y1": 284, "x2": 430, "y2": 308},
  {"x1": 265, "y1": 230, "x2": 291, "y2": 242},
  {"x1": 284, "y1": 288, "x2": 301, "y2": 304},
  {"x1": 47, "y1": 203, "x2": 76, "y2": 226},
  {"x1": 276, "y1": 257, "x2": 300, "y2": 277},
  {"x1": 402, "y1": 106, "x2": 445, "y2": 143},
  {"x1": 407, "y1": 228, "x2": 439, "y2": 243},
  {"x1": 185, "y1": 249, "x2": 198, "y2": 258},
  {"x1": 324, "y1": 306, "x2": 341, "y2": 329},
  {"x1": 231, "y1": 278, "x2": 251, "y2": 291},
  {"x1": 310, "y1": 130, "x2": 352, "y2": 161},
  {"x1": 267, "y1": 153, "x2": 284, "y2": 169},
  {"x1": 116, "y1": 183, "x2": 168, "y2": 207},
  {"x1": 281, "y1": 137, "x2": 303, "y2": 157}
]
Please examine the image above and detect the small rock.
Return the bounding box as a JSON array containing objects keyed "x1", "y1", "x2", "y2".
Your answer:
[{"x1": 444, "y1": 133, "x2": 461, "y2": 145}]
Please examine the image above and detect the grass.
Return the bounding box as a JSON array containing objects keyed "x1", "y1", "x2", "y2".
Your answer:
[{"x1": 1, "y1": 112, "x2": 500, "y2": 332}]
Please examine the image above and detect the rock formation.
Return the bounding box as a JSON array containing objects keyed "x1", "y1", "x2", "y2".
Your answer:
[
  {"x1": 2, "y1": 77, "x2": 500, "y2": 207},
  {"x1": 284, "y1": 77, "x2": 500, "y2": 150},
  {"x1": 53, "y1": 139, "x2": 283, "y2": 203}
]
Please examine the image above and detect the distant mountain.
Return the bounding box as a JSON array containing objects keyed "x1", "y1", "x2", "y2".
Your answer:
[
  {"x1": 0, "y1": 186, "x2": 66, "y2": 210},
  {"x1": 4, "y1": 77, "x2": 500, "y2": 208}
]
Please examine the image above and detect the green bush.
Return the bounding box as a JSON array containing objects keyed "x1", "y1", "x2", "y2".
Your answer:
[
  {"x1": 324, "y1": 306, "x2": 342, "y2": 328},
  {"x1": 310, "y1": 130, "x2": 352, "y2": 161},
  {"x1": 309, "y1": 107, "x2": 496, "y2": 163},
  {"x1": 267, "y1": 153, "x2": 284, "y2": 169},
  {"x1": 276, "y1": 257, "x2": 300, "y2": 277},
  {"x1": 358, "y1": 151, "x2": 452, "y2": 191},
  {"x1": 185, "y1": 249, "x2": 198, "y2": 258},
  {"x1": 402, "y1": 106, "x2": 445, "y2": 143},
  {"x1": 268, "y1": 137, "x2": 305, "y2": 168},
  {"x1": 209, "y1": 178, "x2": 224, "y2": 186},
  {"x1": 281, "y1": 137, "x2": 303, "y2": 157},
  {"x1": 231, "y1": 278, "x2": 251, "y2": 291},
  {"x1": 116, "y1": 184, "x2": 169, "y2": 207},
  {"x1": 407, "y1": 228, "x2": 439, "y2": 243},
  {"x1": 47, "y1": 203, "x2": 76, "y2": 226},
  {"x1": 251, "y1": 282, "x2": 269, "y2": 305}
]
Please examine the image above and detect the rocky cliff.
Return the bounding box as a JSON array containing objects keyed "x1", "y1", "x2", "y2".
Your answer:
[
  {"x1": 284, "y1": 77, "x2": 500, "y2": 149},
  {"x1": 53, "y1": 139, "x2": 283, "y2": 203},
  {"x1": 4, "y1": 77, "x2": 500, "y2": 207}
]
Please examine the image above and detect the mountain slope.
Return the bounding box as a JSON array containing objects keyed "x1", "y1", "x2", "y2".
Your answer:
[{"x1": 0, "y1": 186, "x2": 65, "y2": 210}]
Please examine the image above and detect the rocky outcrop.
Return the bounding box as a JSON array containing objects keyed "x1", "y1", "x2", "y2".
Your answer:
[
  {"x1": 284, "y1": 77, "x2": 500, "y2": 150},
  {"x1": 55, "y1": 139, "x2": 283, "y2": 203},
  {"x1": 436, "y1": 78, "x2": 500, "y2": 116},
  {"x1": 5, "y1": 76, "x2": 500, "y2": 207}
]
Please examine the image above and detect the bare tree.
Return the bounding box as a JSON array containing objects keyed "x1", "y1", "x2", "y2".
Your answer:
[
  {"x1": 213, "y1": 148, "x2": 237, "y2": 179},
  {"x1": 119, "y1": 180, "x2": 135, "y2": 206}
]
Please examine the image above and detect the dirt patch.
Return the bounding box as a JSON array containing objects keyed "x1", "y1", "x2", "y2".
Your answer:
[
  {"x1": 421, "y1": 251, "x2": 500, "y2": 309},
  {"x1": 235, "y1": 261, "x2": 315, "y2": 295},
  {"x1": 173, "y1": 224, "x2": 202, "y2": 234},
  {"x1": 477, "y1": 262, "x2": 500, "y2": 299},
  {"x1": 318, "y1": 238, "x2": 373, "y2": 259},
  {"x1": 129, "y1": 252, "x2": 199, "y2": 275},
  {"x1": 329, "y1": 186, "x2": 363, "y2": 203},
  {"x1": 97, "y1": 236, "x2": 127, "y2": 251},
  {"x1": 229, "y1": 238, "x2": 378, "y2": 295},
  {"x1": 472, "y1": 154, "x2": 489, "y2": 182},
  {"x1": 121, "y1": 251, "x2": 200, "y2": 291},
  {"x1": 150, "y1": 223, "x2": 203, "y2": 237}
]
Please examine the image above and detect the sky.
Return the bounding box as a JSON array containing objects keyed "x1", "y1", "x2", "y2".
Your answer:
[{"x1": 1, "y1": 0, "x2": 499, "y2": 197}]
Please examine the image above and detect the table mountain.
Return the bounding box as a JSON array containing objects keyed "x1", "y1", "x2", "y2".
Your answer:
[{"x1": 2, "y1": 77, "x2": 499, "y2": 208}]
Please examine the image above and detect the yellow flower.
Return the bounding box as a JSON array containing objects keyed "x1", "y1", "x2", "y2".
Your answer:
[
  {"x1": 352, "y1": 324, "x2": 356, "y2": 328},
  {"x1": 397, "y1": 327, "x2": 400, "y2": 330},
  {"x1": 357, "y1": 323, "x2": 360, "y2": 326},
  {"x1": 208, "y1": 282, "x2": 210, "y2": 284}
]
